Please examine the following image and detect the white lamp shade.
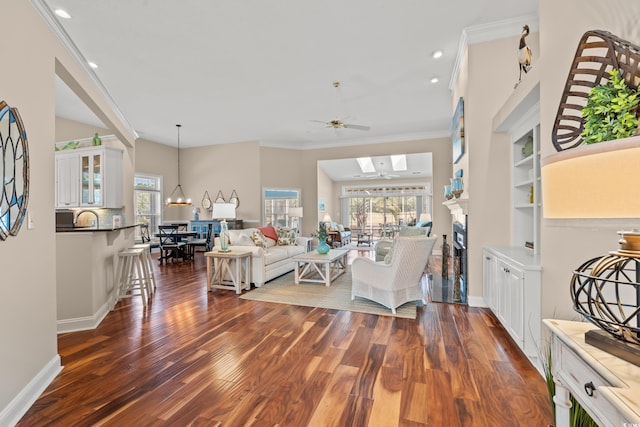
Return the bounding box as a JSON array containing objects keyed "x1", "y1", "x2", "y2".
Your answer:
[
  {"x1": 419, "y1": 213, "x2": 432, "y2": 222},
  {"x1": 212, "y1": 203, "x2": 236, "y2": 219},
  {"x1": 288, "y1": 207, "x2": 303, "y2": 218},
  {"x1": 542, "y1": 136, "x2": 640, "y2": 218},
  {"x1": 322, "y1": 214, "x2": 332, "y2": 223}
]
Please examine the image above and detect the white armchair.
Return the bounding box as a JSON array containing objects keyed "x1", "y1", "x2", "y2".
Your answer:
[{"x1": 352, "y1": 236, "x2": 437, "y2": 314}]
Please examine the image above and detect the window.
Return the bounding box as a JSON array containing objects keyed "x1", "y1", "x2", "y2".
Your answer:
[
  {"x1": 341, "y1": 184, "x2": 431, "y2": 235},
  {"x1": 134, "y1": 174, "x2": 162, "y2": 239},
  {"x1": 263, "y1": 188, "x2": 300, "y2": 228}
]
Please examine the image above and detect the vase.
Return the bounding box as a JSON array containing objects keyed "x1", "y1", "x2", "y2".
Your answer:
[
  {"x1": 441, "y1": 234, "x2": 450, "y2": 278},
  {"x1": 317, "y1": 237, "x2": 330, "y2": 254},
  {"x1": 219, "y1": 220, "x2": 230, "y2": 252}
]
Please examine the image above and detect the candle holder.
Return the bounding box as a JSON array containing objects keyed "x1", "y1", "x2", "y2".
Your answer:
[{"x1": 451, "y1": 178, "x2": 463, "y2": 198}]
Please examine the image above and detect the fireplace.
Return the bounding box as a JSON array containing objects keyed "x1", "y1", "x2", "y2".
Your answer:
[{"x1": 452, "y1": 221, "x2": 468, "y2": 304}]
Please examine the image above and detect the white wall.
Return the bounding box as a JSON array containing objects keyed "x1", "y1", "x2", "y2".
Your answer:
[{"x1": 0, "y1": 2, "x2": 135, "y2": 424}]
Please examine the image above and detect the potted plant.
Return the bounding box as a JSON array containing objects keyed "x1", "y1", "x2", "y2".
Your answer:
[
  {"x1": 581, "y1": 69, "x2": 639, "y2": 144},
  {"x1": 313, "y1": 222, "x2": 331, "y2": 254}
]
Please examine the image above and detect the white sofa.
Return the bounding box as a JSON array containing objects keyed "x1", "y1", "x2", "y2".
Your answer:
[{"x1": 214, "y1": 227, "x2": 310, "y2": 287}]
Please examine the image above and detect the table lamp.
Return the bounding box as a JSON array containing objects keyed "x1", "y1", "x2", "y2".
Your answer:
[
  {"x1": 212, "y1": 203, "x2": 236, "y2": 252},
  {"x1": 542, "y1": 137, "x2": 640, "y2": 365},
  {"x1": 288, "y1": 207, "x2": 303, "y2": 233}
]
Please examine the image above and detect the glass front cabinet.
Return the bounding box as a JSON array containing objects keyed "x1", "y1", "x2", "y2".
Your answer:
[{"x1": 55, "y1": 146, "x2": 123, "y2": 209}]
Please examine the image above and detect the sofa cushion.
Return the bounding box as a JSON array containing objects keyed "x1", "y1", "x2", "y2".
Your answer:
[
  {"x1": 276, "y1": 227, "x2": 298, "y2": 245},
  {"x1": 259, "y1": 225, "x2": 278, "y2": 242},
  {"x1": 337, "y1": 224, "x2": 345, "y2": 232},
  {"x1": 283, "y1": 244, "x2": 306, "y2": 257},
  {"x1": 263, "y1": 247, "x2": 289, "y2": 265}
]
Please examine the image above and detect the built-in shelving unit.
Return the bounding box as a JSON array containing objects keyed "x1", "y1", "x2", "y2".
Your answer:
[{"x1": 511, "y1": 112, "x2": 540, "y2": 253}]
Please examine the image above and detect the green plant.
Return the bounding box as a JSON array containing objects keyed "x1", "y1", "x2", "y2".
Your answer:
[
  {"x1": 581, "y1": 68, "x2": 639, "y2": 144},
  {"x1": 313, "y1": 222, "x2": 329, "y2": 240}
]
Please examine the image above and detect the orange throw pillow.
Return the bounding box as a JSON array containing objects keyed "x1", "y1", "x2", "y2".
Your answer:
[{"x1": 259, "y1": 225, "x2": 278, "y2": 242}]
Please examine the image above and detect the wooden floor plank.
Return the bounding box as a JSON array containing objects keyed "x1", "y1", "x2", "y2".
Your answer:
[{"x1": 16, "y1": 252, "x2": 553, "y2": 426}]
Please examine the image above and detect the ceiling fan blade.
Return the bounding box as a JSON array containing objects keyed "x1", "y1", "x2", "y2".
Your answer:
[
  {"x1": 343, "y1": 123, "x2": 371, "y2": 131},
  {"x1": 310, "y1": 119, "x2": 329, "y2": 125}
]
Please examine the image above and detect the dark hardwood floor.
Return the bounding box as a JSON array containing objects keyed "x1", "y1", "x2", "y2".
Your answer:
[{"x1": 18, "y1": 250, "x2": 553, "y2": 426}]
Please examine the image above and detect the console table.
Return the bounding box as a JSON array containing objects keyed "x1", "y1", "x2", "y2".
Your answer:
[{"x1": 543, "y1": 319, "x2": 640, "y2": 427}]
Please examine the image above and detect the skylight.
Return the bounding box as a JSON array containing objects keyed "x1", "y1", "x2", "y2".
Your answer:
[
  {"x1": 390, "y1": 154, "x2": 407, "y2": 171},
  {"x1": 356, "y1": 157, "x2": 376, "y2": 173}
]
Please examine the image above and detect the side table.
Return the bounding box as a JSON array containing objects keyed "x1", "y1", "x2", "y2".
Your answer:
[{"x1": 205, "y1": 249, "x2": 252, "y2": 294}]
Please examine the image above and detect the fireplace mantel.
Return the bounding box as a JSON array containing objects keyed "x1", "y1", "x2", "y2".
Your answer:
[{"x1": 443, "y1": 198, "x2": 468, "y2": 215}]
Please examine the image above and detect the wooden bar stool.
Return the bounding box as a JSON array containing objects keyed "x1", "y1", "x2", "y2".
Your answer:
[
  {"x1": 114, "y1": 247, "x2": 149, "y2": 307},
  {"x1": 132, "y1": 243, "x2": 156, "y2": 295}
]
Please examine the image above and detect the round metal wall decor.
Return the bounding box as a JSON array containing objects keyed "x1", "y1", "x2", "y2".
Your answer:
[{"x1": 0, "y1": 100, "x2": 29, "y2": 241}]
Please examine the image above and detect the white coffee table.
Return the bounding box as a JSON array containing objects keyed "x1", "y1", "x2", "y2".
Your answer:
[
  {"x1": 205, "y1": 249, "x2": 252, "y2": 294},
  {"x1": 292, "y1": 249, "x2": 348, "y2": 286}
]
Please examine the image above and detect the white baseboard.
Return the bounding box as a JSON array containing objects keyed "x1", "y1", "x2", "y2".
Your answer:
[
  {"x1": 57, "y1": 298, "x2": 110, "y2": 333},
  {"x1": 467, "y1": 295, "x2": 488, "y2": 308},
  {"x1": 0, "y1": 355, "x2": 62, "y2": 427}
]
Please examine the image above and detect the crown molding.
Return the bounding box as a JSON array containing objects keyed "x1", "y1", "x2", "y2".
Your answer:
[
  {"x1": 449, "y1": 14, "x2": 539, "y2": 91},
  {"x1": 260, "y1": 129, "x2": 451, "y2": 150},
  {"x1": 29, "y1": 0, "x2": 138, "y2": 142}
]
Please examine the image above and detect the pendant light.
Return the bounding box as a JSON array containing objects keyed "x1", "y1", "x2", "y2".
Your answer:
[{"x1": 166, "y1": 124, "x2": 192, "y2": 206}]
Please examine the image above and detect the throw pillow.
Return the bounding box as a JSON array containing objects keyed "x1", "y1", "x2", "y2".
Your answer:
[
  {"x1": 276, "y1": 227, "x2": 298, "y2": 245},
  {"x1": 259, "y1": 225, "x2": 278, "y2": 242},
  {"x1": 337, "y1": 224, "x2": 345, "y2": 232},
  {"x1": 398, "y1": 226, "x2": 428, "y2": 237},
  {"x1": 265, "y1": 237, "x2": 277, "y2": 248},
  {"x1": 250, "y1": 229, "x2": 269, "y2": 251},
  {"x1": 235, "y1": 233, "x2": 255, "y2": 246}
]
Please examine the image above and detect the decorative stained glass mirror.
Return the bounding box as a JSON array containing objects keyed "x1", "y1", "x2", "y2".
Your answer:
[{"x1": 0, "y1": 100, "x2": 29, "y2": 240}]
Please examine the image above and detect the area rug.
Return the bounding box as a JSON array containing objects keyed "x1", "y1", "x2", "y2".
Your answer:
[
  {"x1": 240, "y1": 270, "x2": 417, "y2": 319},
  {"x1": 341, "y1": 242, "x2": 376, "y2": 251}
]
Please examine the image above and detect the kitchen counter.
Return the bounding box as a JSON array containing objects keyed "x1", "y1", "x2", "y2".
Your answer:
[
  {"x1": 56, "y1": 223, "x2": 141, "y2": 233},
  {"x1": 56, "y1": 224, "x2": 138, "y2": 333}
]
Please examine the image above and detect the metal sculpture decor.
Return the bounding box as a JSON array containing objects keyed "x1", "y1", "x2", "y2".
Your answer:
[
  {"x1": 0, "y1": 100, "x2": 30, "y2": 241},
  {"x1": 570, "y1": 231, "x2": 640, "y2": 366}
]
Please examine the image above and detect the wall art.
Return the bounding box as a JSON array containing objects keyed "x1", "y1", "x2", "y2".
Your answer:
[{"x1": 0, "y1": 100, "x2": 30, "y2": 240}]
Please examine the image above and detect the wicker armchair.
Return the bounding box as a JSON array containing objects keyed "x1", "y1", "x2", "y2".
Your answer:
[{"x1": 352, "y1": 236, "x2": 437, "y2": 314}]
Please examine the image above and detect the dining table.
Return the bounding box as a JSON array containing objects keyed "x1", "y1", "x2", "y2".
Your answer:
[{"x1": 154, "y1": 230, "x2": 198, "y2": 261}]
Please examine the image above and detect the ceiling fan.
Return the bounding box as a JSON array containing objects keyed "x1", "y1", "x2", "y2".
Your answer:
[
  {"x1": 310, "y1": 82, "x2": 371, "y2": 132},
  {"x1": 361, "y1": 162, "x2": 400, "y2": 180}
]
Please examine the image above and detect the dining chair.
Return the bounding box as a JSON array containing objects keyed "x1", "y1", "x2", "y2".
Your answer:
[
  {"x1": 186, "y1": 223, "x2": 212, "y2": 257},
  {"x1": 158, "y1": 225, "x2": 186, "y2": 264}
]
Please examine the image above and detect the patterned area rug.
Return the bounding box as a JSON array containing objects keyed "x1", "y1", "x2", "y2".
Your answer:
[{"x1": 240, "y1": 270, "x2": 417, "y2": 319}]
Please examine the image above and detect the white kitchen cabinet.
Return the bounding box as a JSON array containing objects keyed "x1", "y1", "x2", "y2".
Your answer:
[
  {"x1": 55, "y1": 152, "x2": 80, "y2": 208},
  {"x1": 55, "y1": 146, "x2": 123, "y2": 209},
  {"x1": 483, "y1": 247, "x2": 541, "y2": 366}
]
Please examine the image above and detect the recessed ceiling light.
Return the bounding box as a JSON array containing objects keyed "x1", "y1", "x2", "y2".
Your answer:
[
  {"x1": 54, "y1": 9, "x2": 71, "y2": 19},
  {"x1": 432, "y1": 50, "x2": 444, "y2": 59},
  {"x1": 430, "y1": 77, "x2": 439, "y2": 84},
  {"x1": 88, "y1": 62, "x2": 98, "y2": 69}
]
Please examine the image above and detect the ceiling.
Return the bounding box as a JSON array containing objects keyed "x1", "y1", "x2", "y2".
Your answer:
[
  {"x1": 319, "y1": 153, "x2": 432, "y2": 182},
  {"x1": 41, "y1": 0, "x2": 538, "y2": 150}
]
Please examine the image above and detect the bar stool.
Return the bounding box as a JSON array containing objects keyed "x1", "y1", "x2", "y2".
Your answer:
[
  {"x1": 132, "y1": 243, "x2": 156, "y2": 295},
  {"x1": 114, "y1": 247, "x2": 150, "y2": 307}
]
